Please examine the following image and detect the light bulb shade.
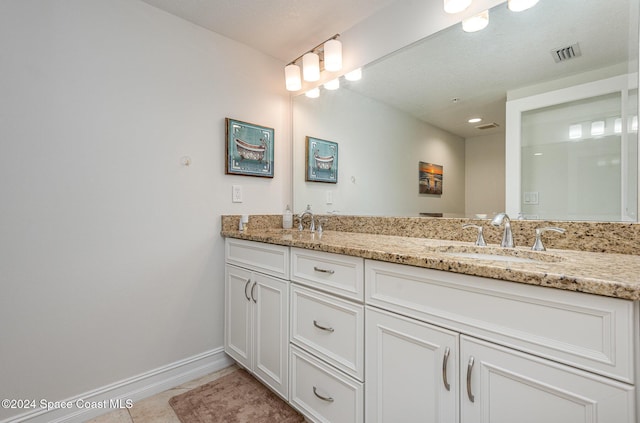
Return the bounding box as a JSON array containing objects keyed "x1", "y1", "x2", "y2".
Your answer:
[
  {"x1": 591, "y1": 121, "x2": 605, "y2": 136},
  {"x1": 324, "y1": 39, "x2": 342, "y2": 72},
  {"x1": 444, "y1": 0, "x2": 472, "y2": 14},
  {"x1": 462, "y1": 10, "x2": 489, "y2": 32},
  {"x1": 285, "y1": 64, "x2": 301, "y2": 91},
  {"x1": 305, "y1": 87, "x2": 320, "y2": 98},
  {"x1": 569, "y1": 124, "x2": 582, "y2": 140},
  {"x1": 344, "y1": 68, "x2": 362, "y2": 81},
  {"x1": 303, "y1": 52, "x2": 320, "y2": 81},
  {"x1": 324, "y1": 78, "x2": 340, "y2": 90},
  {"x1": 507, "y1": 0, "x2": 539, "y2": 12}
]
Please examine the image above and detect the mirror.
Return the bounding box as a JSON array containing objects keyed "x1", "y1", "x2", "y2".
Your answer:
[{"x1": 292, "y1": 0, "x2": 639, "y2": 221}]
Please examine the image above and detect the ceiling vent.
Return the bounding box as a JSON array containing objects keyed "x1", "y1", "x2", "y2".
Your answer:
[
  {"x1": 475, "y1": 122, "x2": 500, "y2": 130},
  {"x1": 551, "y1": 43, "x2": 582, "y2": 63}
]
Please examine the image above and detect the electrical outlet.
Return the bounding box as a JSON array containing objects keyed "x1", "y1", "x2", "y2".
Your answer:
[
  {"x1": 232, "y1": 185, "x2": 243, "y2": 203},
  {"x1": 326, "y1": 190, "x2": 333, "y2": 204}
]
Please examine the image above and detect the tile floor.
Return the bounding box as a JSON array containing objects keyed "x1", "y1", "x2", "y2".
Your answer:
[{"x1": 85, "y1": 364, "x2": 238, "y2": 423}]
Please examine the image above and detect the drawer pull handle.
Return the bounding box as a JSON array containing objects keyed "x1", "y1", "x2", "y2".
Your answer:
[
  {"x1": 442, "y1": 347, "x2": 451, "y2": 391},
  {"x1": 313, "y1": 266, "x2": 335, "y2": 275},
  {"x1": 250, "y1": 282, "x2": 257, "y2": 303},
  {"x1": 243, "y1": 279, "x2": 251, "y2": 301},
  {"x1": 466, "y1": 356, "x2": 475, "y2": 403},
  {"x1": 313, "y1": 320, "x2": 335, "y2": 333},
  {"x1": 313, "y1": 386, "x2": 334, "y2": 403}
]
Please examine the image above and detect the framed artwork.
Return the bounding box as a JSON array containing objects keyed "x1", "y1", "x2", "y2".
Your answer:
[
  {"x1": 225, "y1": 118, "x2": 274, "y2": 178},
  {"x1": 419, "y1": 162, "x2": 443, "y2": 194},
  {"x1": 306, "y1": 136, "x2": 338, "y2": 183}
]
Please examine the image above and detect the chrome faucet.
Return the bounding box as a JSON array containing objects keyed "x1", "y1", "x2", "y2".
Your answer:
[
  {"x1": 491, "y1": 212, "x2": 514, "y2": 248},
  {"x1": 297, "y1": 205, "x2": 315, "y2": 232}
]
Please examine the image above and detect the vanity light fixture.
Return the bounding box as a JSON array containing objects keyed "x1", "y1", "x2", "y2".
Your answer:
[
  {"x1": 468, "y1": 117, "x2": 482, "y2": 123},
  {"x1": 614, "y1": 118, "x2": 622, "y2": 133},
  {"x1": 591, "y1": 120, "x2": 605, "y2": 136},
  {"x1": 569, "y1": 124, "x2": 582, "y2": 140},
  {"x1": 324, "y1": 78, "x2": 340, "y2": 90},
  {"x1": 344, "y1": 68, "x2": 362, "y2": 81},
  {"x1": 305, "y1": 87, "x2": 320, "y2": 98},
  {"x1": 507, "y1": 0, "x2": 539, "y2": 12},
  {"x1": 284, "y1": 34, "x2": 342, "y2": 91},
  {"x1": 462, "y1": 10, "x2": 489, "y2": 32},
  {"x1": 302, "y1": 52, "x2": 320, "y2": 81},
  {"x1": 444, "y1": 0, "x2": 472, "y2": 14},
  {"x1": 324, "y1": 39, "x2": 343, "y2": 72},
  {"x1": 285, "y1": 64, "x2": 302, "y2": 91}
]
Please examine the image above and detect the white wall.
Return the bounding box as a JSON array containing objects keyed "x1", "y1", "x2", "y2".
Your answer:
[
  {"x1": 465, "y1": 133, "x2": 506, "y2": 217},
  {"x1": 0, "y1": 1, "x2": 289, "y2": 420},
  {"x1": 294, "y1": 88, "x2": 465, "y2": 216}
]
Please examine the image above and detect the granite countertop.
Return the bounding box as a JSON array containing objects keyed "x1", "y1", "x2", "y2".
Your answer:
[{"x1": 222, "y1": 228, "x2": 640, "y2": 301}]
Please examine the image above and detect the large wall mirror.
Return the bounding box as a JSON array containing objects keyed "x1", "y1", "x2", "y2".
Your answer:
[{"x1": 292, "y1": 0, "x2": 639, "y2": 221}]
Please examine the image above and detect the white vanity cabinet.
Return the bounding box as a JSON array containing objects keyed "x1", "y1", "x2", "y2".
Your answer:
[
  {"x1": 460, "y1": 335, "x2": 635, "y2": 423},
  {"x1": 365, "y1": 259, "x2": 637, "y2": 423},
  {"x1": 222, "y1": 237, "x2": 638, "y2": 423},
  {"x1": 289, "y1": 247, "x2": 365, "y2": 423},
  {"x1": 224, "y1": 239, "x2": 290, "y2": 399},
  {"x1": 365, "y1": 307, "x2": 459, "y2": 423}
]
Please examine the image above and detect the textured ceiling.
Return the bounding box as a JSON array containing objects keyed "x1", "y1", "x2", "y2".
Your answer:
[{"x1": 140, "y1": 0, "x2": 396, "y2": 62}]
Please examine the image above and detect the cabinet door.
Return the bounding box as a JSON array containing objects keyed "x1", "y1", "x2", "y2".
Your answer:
[
  {"x1": 253, "y1": 272, "x2": 289, "y2": 399},
  {"x1": 224, "y1": 264, "x2": 252, "y2": 369},
  {"x1": 365, "y1": 307, "x2": 459, "y2": 423},
  {"x1": 460, "y1": 335, "x2": 636, "y2": 423}
]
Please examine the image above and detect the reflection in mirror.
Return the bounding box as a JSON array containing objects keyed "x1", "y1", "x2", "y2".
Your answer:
[
  {"x1": 508, "y1": 78, "x2": 638, "y2": 221},
  {"x1": 293, "y1": 0, "x2": 639, "y2": 221}
]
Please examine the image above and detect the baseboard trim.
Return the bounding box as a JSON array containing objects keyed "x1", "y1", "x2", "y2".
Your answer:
[{"x1": 2, "y1": 347, "x2": 234, "y2": 423}]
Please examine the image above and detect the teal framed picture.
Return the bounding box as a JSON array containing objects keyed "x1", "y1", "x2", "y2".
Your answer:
[
  {"x1": 225, "y1": 118, "x2": 274, "y2": 178},
  {"x1": 305, "y1": 136, "x2": 338, "y2": 183}
]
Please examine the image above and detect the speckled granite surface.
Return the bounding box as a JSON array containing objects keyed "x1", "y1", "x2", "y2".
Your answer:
[
  {"x1": 222, "y1": 215, "x2": 640, "y2": 255},
  {"x1": 221, "y1": 215, "x2": 640, "y2": 300}
]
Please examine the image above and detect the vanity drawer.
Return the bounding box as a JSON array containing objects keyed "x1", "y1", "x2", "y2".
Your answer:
[
  {"x1": 365, "y1": 259, "x2": 636, "y2": 383},
  {"x1": 225, "y1": 238, "x2": 289, "y2": 279},
  {"x1": 291, "y1": 248, "x2": 364, "y2": 301},
  {"x1": 291, "y1": 284, "x2": 364, "y2": 381},
  {"x1": 289, "y1": 345, "x2": 364, "y2": 423}
]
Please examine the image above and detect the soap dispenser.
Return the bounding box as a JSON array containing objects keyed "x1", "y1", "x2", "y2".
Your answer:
[{"x1": 283, "y1": 205, "x2": 293, "y2": 229}]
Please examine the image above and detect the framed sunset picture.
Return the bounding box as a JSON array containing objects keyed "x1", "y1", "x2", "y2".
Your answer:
[{"x1": 419, "y1": 162, "x2": 443, "y2": 195}]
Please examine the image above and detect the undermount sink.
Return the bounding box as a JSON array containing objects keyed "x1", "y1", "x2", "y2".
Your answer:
[{"x1": 432, "y1": 246, "x2": 563, "y2": 264}]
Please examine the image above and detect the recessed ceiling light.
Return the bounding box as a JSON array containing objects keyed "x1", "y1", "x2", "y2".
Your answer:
[{"x1": 468, "y1": 117, "x2": 482, "y2": 123}]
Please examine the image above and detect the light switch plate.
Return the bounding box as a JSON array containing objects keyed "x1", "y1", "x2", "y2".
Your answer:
[
  {"x1": 523, "y1": 191, "x2": 539, "y2": 205},
  {"x1": 232, "y1": 185, "x2": 243, "y2": 203}
]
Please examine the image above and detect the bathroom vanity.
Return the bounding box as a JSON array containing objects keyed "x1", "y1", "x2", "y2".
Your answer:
[{"x1": 222, "y1": 219, "x2": 640, "y2": 423}]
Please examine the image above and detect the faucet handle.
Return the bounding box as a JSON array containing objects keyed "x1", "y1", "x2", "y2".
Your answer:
[
  {"x1": 296, "y1": 215, "x2": 304, "y2": 231},
  {"x1": 531, "y1": 227, "x2": 566, "y2": 251},
  {"x1": 317, "y1": 217, "x2": 328, "y2": 234},
  {"x1": 462, "y1": 224, "x2": 487, "y2": 246}
]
